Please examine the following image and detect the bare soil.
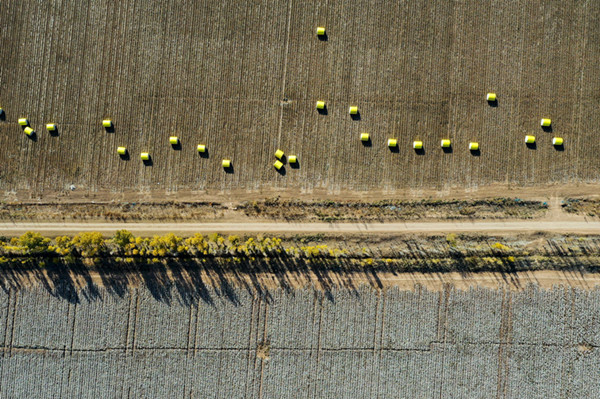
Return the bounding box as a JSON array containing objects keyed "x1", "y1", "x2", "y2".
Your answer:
[
  {"x1": 5, "y1": 266, "x2": 600, "y2": 294},
  {"x1": 1, "y1": 1, "x2": 600, "y2": 200}
]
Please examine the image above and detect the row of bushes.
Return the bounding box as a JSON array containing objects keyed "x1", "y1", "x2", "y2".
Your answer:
[
  {"x1": 2, "y1": 231, "x2": 600, "y2": 273},
  {"x1": 0, "y1": 231, "x2": 348, "y2": 260}
]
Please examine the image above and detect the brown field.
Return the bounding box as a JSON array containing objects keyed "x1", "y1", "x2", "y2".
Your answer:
[{"x1": 1, "y1": 0, "x2": 599, "y2": 201}]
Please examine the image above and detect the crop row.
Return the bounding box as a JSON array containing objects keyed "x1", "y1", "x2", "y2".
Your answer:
[
  {"x1": 2, "y1": 0, "x2": 600, "y2": 195},
  {"x1": 3, "y1": 285, "x2": 600, "y2": 397}
]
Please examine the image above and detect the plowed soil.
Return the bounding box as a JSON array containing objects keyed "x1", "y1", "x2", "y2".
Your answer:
[{"x1": 1, "y1": 1, "x2": 599, "y2": 200}]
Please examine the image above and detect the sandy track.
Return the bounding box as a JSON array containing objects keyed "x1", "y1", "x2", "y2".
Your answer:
[
  {"x1": 1, "y1": 219, "x2": 600, "y2": 236},
  {"x1": 16, "y1": 268, "x2": 600, "y2": 293}
]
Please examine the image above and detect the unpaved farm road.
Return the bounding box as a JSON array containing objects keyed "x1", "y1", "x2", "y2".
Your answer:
[
  {"x1": 1, "y1": 219, "x2": 600, "y2": 236},
  {"x1": 17, "y1": 268, "x2": 600, "y2": 292}
]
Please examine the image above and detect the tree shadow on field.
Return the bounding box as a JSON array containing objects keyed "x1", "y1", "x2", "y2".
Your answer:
[
  {"x1": 0, "y1": 248, "x2": 561, "y2": 307},
  {"x1": 95, "y1": 262, "x2": 130, "y2": 298},
  {"x1": 40, "y1": 262, "x2": 79, "y2": 303},
  {"x1": 139, "y1": 261, "x2": 173, "y2": 304},
  {"x1": 0, "y1": 255, "x2": 367, "y2": 306},
  {"x1": 0, "y1": 259, "x2": 101, "y2": 304},
  {"x1": 167, "y1": 259, "x2": 214, "y2": 306}
]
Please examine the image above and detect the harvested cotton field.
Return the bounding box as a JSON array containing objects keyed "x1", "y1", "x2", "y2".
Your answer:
[
  {"x1": 1, "y1": 284, "x2": 600, "y2": 397},
  {"x1": 0, "y1": 0, "x2": 599, "y2": 199}
]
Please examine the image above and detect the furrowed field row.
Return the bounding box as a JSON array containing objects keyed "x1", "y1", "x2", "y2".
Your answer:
[
  {"x1": 3, "y1": 285, "x2": 600, "y2": 397},
  {"x1": 1, "y1": 0, "x2": 600, "y2": 196},
  {"x1": 2, "y1": 286, "x2": 600, "y2": 351}
]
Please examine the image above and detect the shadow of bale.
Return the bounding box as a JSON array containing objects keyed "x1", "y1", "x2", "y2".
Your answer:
[
  {"x1": 142, "y1": 157, "x2": 153, "y2": 166},
  {"x1": 276, "y1": 166, "x2": 286, "y2": 175}
]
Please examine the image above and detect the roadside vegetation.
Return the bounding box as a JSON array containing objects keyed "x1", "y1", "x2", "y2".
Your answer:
[
  {"x1": 240, "y1": 198, "x2": 548, "y2": 221},
  {"x1": 0, "y1": 198, "x2": 548, "y2": 223},
  {"x1": 1, "y1": 231, "x2": 600, "y2": 273},
  {"x1": 562, "y1": 198, "x2": 600, "y2": 217}
]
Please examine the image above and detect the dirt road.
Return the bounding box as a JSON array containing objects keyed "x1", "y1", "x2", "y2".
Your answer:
[
  {"x1": 1, "y1": 219, "x2": 600, "y2": 236},
  {"x1": 9, "y1": 267, "x2": 600, "y2": 293}
]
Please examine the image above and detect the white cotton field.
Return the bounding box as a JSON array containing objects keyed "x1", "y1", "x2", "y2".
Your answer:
[{"x1": 2, "y1": 285, "x2": 600, "y2": 397}]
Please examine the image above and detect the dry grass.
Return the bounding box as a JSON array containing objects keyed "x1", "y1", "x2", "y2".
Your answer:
[
  {"x1": 562, "y1": 198, "x2": 600, "y2": 217},
  {"x1": 0, "y1": 1, "x2": 599, "y2": 198},
  {"x1": 0, "y1": 197, "x2": 547, "y2": 222}
]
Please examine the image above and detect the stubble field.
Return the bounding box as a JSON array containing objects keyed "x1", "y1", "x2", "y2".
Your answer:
[
  {"x1": 2, "y1": 284, "x2": 600, "y2": 397},
  {"x1": 0, "y1": 0, "x2": 599, "y2": 199}
]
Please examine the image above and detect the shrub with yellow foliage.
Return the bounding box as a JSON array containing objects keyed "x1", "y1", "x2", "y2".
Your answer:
[
  {"x1": 9, "y1": 232, "x2": 51, "y2": 254},
  {"x1": 71, "y1": 232, "x2": 105, "y2": 257},
  {"x1": 148, "y1": 233, "x2": 184, "y2": 257}
]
